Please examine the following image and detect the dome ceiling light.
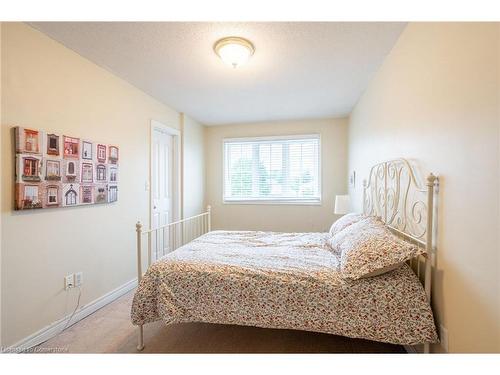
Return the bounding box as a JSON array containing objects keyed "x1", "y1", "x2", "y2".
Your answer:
[{"x1": 213, "y1": 36, "x2": 255, "y2": 68}]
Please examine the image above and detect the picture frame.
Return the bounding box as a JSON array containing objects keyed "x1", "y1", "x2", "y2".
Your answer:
[{"x1": 14, "y1": 126, "x2": 119, "y2": 210}]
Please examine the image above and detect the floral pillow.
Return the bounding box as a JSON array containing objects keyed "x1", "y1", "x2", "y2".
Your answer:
[
  {"x1": 328, "y1": 213, "x2": 365, "y2": 237},
  {"x1": 329, "y1": 218, "x2": 425, "y2": 279}
]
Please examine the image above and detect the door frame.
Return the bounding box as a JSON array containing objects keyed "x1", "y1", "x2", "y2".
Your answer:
[{"x1": 150, "y1": 120, "x2": 181, "y2": 230}]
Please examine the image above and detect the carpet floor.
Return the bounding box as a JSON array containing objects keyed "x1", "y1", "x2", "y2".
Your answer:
[{"x1": 36, "y1": 291, "x2": 405, "y2": 353}]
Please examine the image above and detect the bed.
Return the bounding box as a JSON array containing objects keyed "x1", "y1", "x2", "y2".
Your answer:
[{"x1": 131, "y1": 159, "x2": 439, "y2": 352}]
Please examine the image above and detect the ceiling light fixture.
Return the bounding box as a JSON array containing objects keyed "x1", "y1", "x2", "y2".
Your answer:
[{"x1": 213, "y1": 37, "x2": 255, "y2": 68}]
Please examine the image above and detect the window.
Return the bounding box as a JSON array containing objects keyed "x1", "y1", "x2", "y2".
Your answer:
[
  {"x1": 97, "y1": 164, "x2": 106, "y2": 181},
  {"x1": 109, "y1": 167, "x2": 117, "y2": 182},
  {"x1": 67, "y1": 161, "x2": 76, "y2": 176},
  {"x1": 81, "y1": 163, "x2": 93, "y2": 183},
  {"x1": 23, "y1": 158, "x2": 39, "y2": 176},
  {"x1": 24, "y1": 185, "x2": 39, "y2": 202},
  {"x1": 81, "y1": 186, "x2": 93, "y2": 204},
  {"x1": 46, "y1": 160, "x2": 60, "y2": 180},
  {"x1": 109, "y1": 146, "x2": 119, "y2": 163},
  {"x1": 97, "y1": 144, "x2": 106, "y2": 163},
  {"x1": 47, "y1": 186, "x2": 58, "y2": 205},
  {"x1": 108, "y1": 185, "x2": 118, "y2": 203},
  {"x1": 64, "y1": 136, "x2": 79, "y2": 158},
  {"x1": 82, "y1": 141, "x2": 93, "y2": 159},
  {"x1": 25, "y1": 129, "x2": 39, "y2": 152},
  {"x1": 65, "y1": 185, "x2": 77, "y2": 205},
  {"x1": 223, "y1": 135, "x2": 320, "y2": 203},
  {"x1": 47, "y1": 134, "x2": 59, "y2": 155}
]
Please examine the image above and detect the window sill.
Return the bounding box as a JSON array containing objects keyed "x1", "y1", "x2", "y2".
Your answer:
[{"x1": 223, "y1": 199, "x2": 322, "y2": 206}]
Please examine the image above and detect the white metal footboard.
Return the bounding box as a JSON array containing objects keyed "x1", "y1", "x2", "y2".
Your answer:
[{"x1": 134, "y1": 205, "x2": 211, "y2": 350}]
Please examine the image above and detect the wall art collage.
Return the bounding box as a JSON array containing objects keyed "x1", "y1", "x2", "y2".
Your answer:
[{"x1": 14, "y1": 126, "x2": 119, "y2": 210}]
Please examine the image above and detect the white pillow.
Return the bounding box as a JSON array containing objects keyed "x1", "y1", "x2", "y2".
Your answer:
[{"x1": 328, "y1": 213, "x2": 365, "y2": 237}]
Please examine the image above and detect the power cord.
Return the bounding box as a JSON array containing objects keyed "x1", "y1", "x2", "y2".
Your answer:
[{"x1": 61, "y1": 286, "x2": 82, "y2": 332}]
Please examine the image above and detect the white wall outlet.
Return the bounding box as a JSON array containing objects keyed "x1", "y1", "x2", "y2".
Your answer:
[
  {"x1": 439, "y1": 324, "x2": 449, "y2": 352},
  {"x1": 74, "y1": 272, "x2": 83, "y2": 287},
  {"x1": 64, "y1": 274, "x2": 74, "y2": 290}
]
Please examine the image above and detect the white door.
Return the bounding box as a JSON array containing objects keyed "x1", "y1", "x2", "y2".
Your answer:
[{"x1": 152, "y1": 127, "x2": 173, "y2": 259}]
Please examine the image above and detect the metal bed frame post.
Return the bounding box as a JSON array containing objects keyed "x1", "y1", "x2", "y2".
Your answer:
[
  {"x1": 134, "y1": 206, "x2": 212, "y2": 351},
  {"x1": 136, "y1": 222, "x2": 145, "y2": 351},
  {"x1": 423, "y1": 173, "x2": 437, "y2": 354},
  {"x1": 207, "y1": 205, "x2": 211, "y2": 231}
]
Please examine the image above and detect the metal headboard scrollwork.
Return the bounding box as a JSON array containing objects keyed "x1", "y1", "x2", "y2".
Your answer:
[
  {"x1": 362, "y1": 158, "x2": 437, "y2": 248},
  {"x1": 362, "y1": 159, "x2": 438, "y2": 354}
]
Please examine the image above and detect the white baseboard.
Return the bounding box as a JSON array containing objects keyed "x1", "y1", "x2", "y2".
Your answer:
[{"x1": 5, "y1": 278, "x2": 137, "y2": 352}]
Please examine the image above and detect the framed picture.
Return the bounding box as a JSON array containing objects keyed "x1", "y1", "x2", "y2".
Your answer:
[{"x1": 14, "y1": 126, "x2": 119, "y2": 210}]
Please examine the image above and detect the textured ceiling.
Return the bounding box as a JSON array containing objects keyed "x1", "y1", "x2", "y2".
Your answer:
[{"x1": 30, "y1": 22, "x2": 406, "y2": 125}]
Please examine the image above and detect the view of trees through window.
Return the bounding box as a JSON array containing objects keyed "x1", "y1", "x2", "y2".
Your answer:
[{"x1": 224, "y1": 136, "x2": 320, "y2": 202}]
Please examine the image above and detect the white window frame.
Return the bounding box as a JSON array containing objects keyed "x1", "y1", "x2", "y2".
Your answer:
[
  {"x1": 47, "y1": 186, "x2": 58, "y2": 205},
  {"x1": 66, "y1": 188, "x2": 77, "y2": 205},
  {"x1": 109, "y1": 167, "x2": 117, "y2": 182},
  {"x1": 81, "y1": 163, "x2": 93, "y2": 183},
  {"x1": 97, "y1": 164, "x2": 106, "y2": 181},
  {"x1": 222, "y1": 134, "x2": 322, "y2": 205},
  {"x1": 24, "y1": 185, "x2": 39, "y2": 201},
  {"x1": 46, "y1": 160, "x2": 60, "y2": 177}
]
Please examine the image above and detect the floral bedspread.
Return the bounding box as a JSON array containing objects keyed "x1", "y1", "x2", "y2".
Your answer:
[{"x1": 131, "y1": 230, "x2": 438, "y2": 345}]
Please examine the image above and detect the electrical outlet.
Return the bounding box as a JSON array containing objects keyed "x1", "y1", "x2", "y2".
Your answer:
[
  {"x1": 440, "y1": 324, "x2": 449, "y2": 352},
  {"x1": 64, "y1": 274, "x2": 74, "y2": 290},
  {"x1": 74, "y1": 272, "x2": 83, "y2": 287}
]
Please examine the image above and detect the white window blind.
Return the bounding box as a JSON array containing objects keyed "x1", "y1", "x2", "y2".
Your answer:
[{"x1": 223, "y1": 135, "x2": 321, "y2": 203}]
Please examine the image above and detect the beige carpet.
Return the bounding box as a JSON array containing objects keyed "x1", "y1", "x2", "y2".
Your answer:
[{"x1": 36, "y1": 291, "x2": 405, "y2": 353}]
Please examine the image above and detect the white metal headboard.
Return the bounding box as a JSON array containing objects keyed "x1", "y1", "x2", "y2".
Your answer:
[
  {"x1": 362, "y1": 159, "x2": 438, "y2": 353},
  {"x1": 362, "y1": 158, "x2": 437, "y2": 249}
]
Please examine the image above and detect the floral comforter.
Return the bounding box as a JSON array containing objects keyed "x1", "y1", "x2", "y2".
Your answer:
[{"x1": 131, "y1": 231, "x2": 438, "y2": 345}]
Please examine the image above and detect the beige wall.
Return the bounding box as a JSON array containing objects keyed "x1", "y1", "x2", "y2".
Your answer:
[
  {"x1": 348, "y1": 23, "x2": 500, "y2": 353},
  {"x1": 205, "y1": 118, "x2": 348, "y2": 232},
  {"x1": 0, "y1": 23, "x2": 203, "y2": 346},
  {"x1": 182, "y1": 113, "x2": 206, "y2": 218}
]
